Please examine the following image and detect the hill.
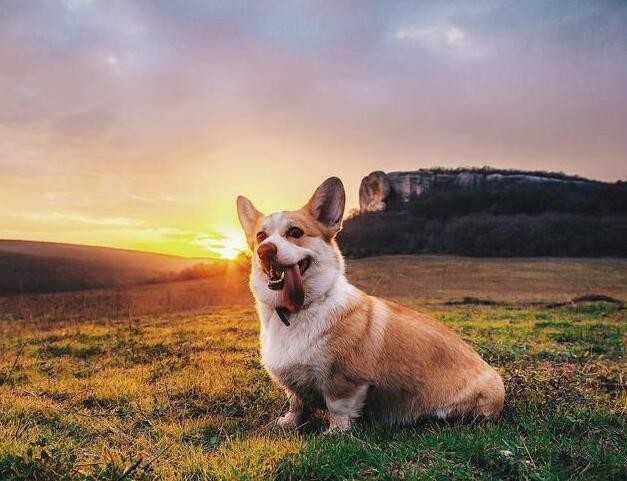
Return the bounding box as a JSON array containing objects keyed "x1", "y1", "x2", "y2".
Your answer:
[
  {"x1": 0, "y1": 240, "x2": 220, "y2": 295},
  {"x1": 339, "y1": 168, "x2": 627, "y2": 258}
]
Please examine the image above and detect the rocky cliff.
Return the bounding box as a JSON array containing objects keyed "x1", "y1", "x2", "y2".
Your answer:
[{"x1": 358, "y1": 169, "x2": 595, "y2": 212}]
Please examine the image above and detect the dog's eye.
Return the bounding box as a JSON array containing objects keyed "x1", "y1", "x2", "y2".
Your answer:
[
  {"x1": 256, "y1": 231, "x2": 267, "y2": 243},
  {"x1": 286, "y1": 227, "x2": 304, "y2": 239}
]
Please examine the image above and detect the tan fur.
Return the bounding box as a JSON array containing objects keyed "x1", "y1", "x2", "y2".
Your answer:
[
  {"x1": 270, "y1": 289, "x2": 504, "y2": 428},
  {"x1": 323, "y1": 296, "x2": 504, "y2": 424},
  {"x1": 237, "y1": 178, "x2": 505, "y2": 432}
]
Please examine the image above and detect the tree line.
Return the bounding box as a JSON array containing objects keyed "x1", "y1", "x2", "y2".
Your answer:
[{"x1": 338, "y1": 180, "x2": 627, "y2": 258}]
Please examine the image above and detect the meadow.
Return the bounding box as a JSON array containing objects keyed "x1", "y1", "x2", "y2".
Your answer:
[{"x1": 0, "y1": 256, "x2": 625, "y2": 480}]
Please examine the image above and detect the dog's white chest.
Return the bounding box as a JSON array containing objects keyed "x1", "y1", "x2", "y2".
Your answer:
[
  {"x1": 259, "y1": 311, "x2": 329, "y2": 374},
  {"x1": 256, "y1": 278, "x2": 355, "y2": 377}
]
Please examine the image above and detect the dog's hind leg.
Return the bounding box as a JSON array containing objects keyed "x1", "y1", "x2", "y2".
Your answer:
[
  {"x1": 455, "y1": 369, "x2": 505, "y2": 420},
  {"x1": 474, "y1": 374, "x2": 505, "y2": 419}
]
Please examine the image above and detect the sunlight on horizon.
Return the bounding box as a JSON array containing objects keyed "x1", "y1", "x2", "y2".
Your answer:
[
  {"x1": 213, "y1": 232, "x2": 248, "y2": 260},
  {"x1": 189, "y1": 227, "x2": 248, "y2": 260}
]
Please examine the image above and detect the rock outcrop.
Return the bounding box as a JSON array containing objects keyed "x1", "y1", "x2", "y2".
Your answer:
[{"x1": 359, "y1": 169, "x2": 593, "y2": 213}]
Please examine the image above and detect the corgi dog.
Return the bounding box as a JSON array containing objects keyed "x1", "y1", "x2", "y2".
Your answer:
[{"x1": 236, "y1": 177, "x2": 504, "y2": 432}]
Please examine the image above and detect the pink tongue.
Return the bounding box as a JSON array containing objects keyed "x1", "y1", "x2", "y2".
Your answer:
[{"x1": 282, "y1": 264, "x2": 304, "y2": 312}]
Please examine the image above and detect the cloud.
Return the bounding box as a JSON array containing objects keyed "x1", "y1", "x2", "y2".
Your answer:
[
  {"x1": 392, "y1": 23, "x2": 491, "y2": 59},
  {"x1": 395, "y1": 25, "x2": 468, "y2": 48},
  {"x1": 18, "y1": 211, "x2": 146, "y2": 228},
  {"x1": 63, "y1": 0, "x2": 96, "y2": 10}
]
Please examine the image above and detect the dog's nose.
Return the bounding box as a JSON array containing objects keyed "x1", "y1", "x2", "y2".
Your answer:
[{"x1": 257, "y1": 242, "x2": 277, "y2": 262}]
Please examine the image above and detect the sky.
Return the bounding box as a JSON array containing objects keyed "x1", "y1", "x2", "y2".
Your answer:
[{"x1": 1, "y1": 0, "x2": 626, "y2": 258}]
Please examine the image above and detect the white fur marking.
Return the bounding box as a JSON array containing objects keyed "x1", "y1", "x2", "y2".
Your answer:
[
  {"x1": 326, "y1": 384, "x2": 369, "y2": 418},
  {"x1": 435, "y1": 409, "x2": 451, "y2": 420},
  {"x1": 259, "y1": 276, "x2": 357, "y2": 374}
]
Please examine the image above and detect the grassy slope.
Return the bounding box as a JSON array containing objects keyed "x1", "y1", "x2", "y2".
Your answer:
[
  {"x1": 346, "y1": 256, "x2": 627, "y2": 303},
  {"x1": 0, "y1": 240, "x2": 212, "y2": 295},
  {"x1": 0, "y1": 257, "x2": 625, "y2": 480}
]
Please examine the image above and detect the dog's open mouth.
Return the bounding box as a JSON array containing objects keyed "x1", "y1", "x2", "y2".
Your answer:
[
  {"x1": 266, "y1": 258, "x2": 311, "y2": 312},
  {"x1": 267, "y1": 258, "x2": 310, "y2": 289}
]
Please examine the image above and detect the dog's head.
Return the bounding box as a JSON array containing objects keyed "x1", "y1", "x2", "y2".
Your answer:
[{"x1": 236, "y1": 177, "x2": 346, "y2": 312}]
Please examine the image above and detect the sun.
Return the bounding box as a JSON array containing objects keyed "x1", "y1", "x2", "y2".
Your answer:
[{"x1": 215, "y1": 232, "x2": 247, "y2": 260}]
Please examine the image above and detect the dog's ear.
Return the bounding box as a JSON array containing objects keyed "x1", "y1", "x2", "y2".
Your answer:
[
  {"x1": 306, "y1": 177, "x2": 345, "y2": 235},
  {"x1": 237, "y1": 196, "x2": 263, "y2": 243}
]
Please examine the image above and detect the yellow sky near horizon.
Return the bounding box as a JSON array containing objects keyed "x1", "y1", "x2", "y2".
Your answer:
[
  {"x1": 0, "y1": 130, "x2": 367, "y2": 258},
  {"x1": 0, "y1": 157, "x2": 364, "y2": 259}
]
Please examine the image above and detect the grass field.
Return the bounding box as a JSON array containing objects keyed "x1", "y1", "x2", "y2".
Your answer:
[{"x1": 0, "y1": 256, "x2": 625, "y2": 480}]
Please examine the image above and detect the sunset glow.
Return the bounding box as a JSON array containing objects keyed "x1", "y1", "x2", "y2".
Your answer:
[
  {"x1": 217, "y1": 235, "x2": 248, "y2": 260},
  {"x1": 194, "y1": 230, "x2": 248, "y2": 260},
  {"x1": 1, "y1": 1, "x2": 625, "y2": 258}
]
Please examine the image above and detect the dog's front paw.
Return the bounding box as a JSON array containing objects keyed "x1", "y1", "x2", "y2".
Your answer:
[
  {"x1": 324, "y1": 414, "x2": 352, "y2": 434},
  {"x1": 276, "y1": 412, "x2": 299, "y2": 429}
]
